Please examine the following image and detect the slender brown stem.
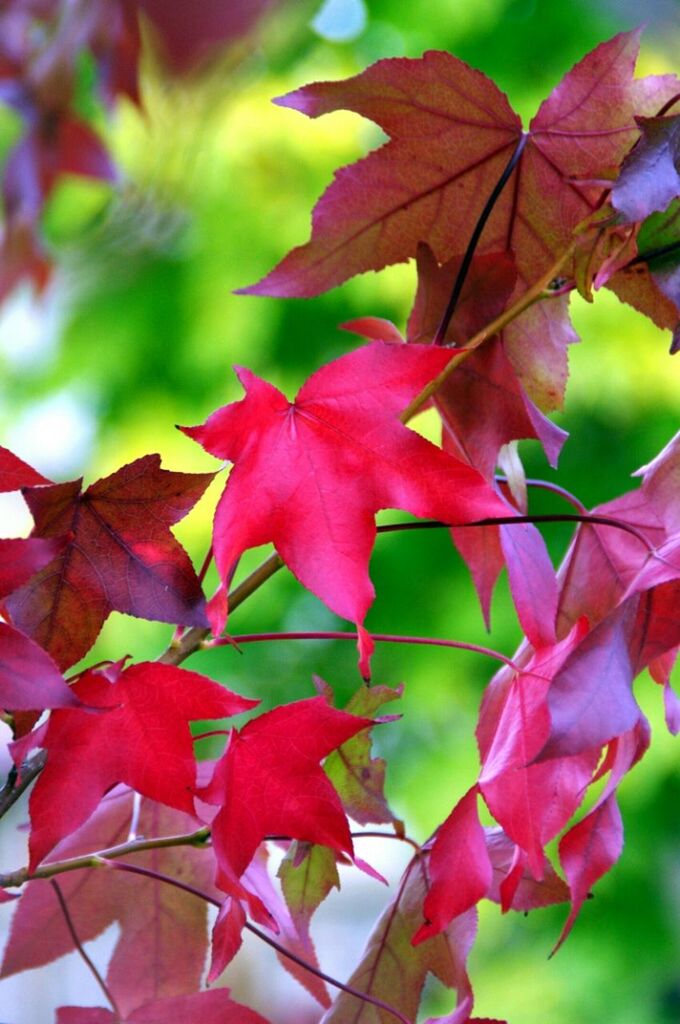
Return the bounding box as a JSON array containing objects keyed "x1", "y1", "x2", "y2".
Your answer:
[
  {"x1": 0, "y1": 826, "x2": 210, "y2": 888},
  {"x1": 51, "y1": 879, "x2": 122, "y2": 1019},
  {"x1": 401, "y1": 242, "x2": 576, "y2": 423}
]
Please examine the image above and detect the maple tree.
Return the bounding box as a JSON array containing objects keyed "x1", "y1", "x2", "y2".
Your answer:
[{"x1": 1, "y1": 4, "x2": 680, "y2": 1023}]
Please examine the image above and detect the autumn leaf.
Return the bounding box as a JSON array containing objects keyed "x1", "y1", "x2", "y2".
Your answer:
[
  {"x1": 183, "y1": 342, "x2": 507, "y2": 676},
  {"x1": 1, "y1": 786, "x2": 219, "y2": 1016},
  {"x1": 0, "y1": 536, "x2": 65, "y2": 599},
  {"x1": 484, "y1": 827, "x2": 569, "y2": 912},
  {"x1": 244, "y1": 32, "x2": 642, "y2": 299},
  {"x1": 24, "y1": 661, "x2": 257, "y2": 868},
  {"x1": 5, "y1": 455, "x2": 215, "y2": 669},
  {"x1": 199, "y1": 695, "x2": 374, "y2": 913},
  {"x1": 412, "y1": 787, "x2": 492, "y2": 944}
]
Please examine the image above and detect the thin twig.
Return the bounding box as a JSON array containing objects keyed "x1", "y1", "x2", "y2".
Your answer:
[
  {"x1": 51, "y1": 879, "x2": 122, "y2": 1019},
  {"x1": 0, "y1": 826, "x2": 210, "y2": 888},
  {"x1": 216, "y1": 631, "x2": 518, "y2": 671}
]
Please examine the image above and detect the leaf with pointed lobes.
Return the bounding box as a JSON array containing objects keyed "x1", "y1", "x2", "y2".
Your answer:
[
  {"x1": 477, "y1": 623, "x2": 598, "y2": 878},
  {"x1": 130, "y1": 0, "x2": 279, "y2": 74},
  {"x1": 612, "y1": 115, "x2": 680, "y2": 223},
  {"x1": 183, "y1": 342, "x2": 507, "y2": 678},
  {"x1": 243, "y1": 32, "x2": 642, "y2": 300},
  {"x1": 0, "y1": 445, "x2": 50, "y2": 490},
  {"x1": 5, "y1": 455, "x2": 215, "y2": 670},
  {"x1": 0, "y1": 536, "x2": 65, "y2": 599},
  {"x1": 0, "y1": 622, "x2": 84, "y2": 711},
  {"x1": 56, "y1": 989, "x2": 271, "y2": 1023},
  {"x1": 1, "y1": 786, "x2": 220, "y2": 1016},
  {"x1": 407, "y1": 246, "x2": 568, "y2": 462},
  {"x1": 552, "y1": 794, "x2": 624, "y2": 955},
  {"x1": 324, "y1": 682, "x2": 403, "y2": 825},
  {"x1": 498, "y1": 522, "x2": 559, "y2": 650},
  {"x1": 485, "y1": 827, "x2": 569, "y2": 912},
  {"x1": 199, "y1": 695, "x2": 375, "y2": 917},
  {"x1": 321, "y1": 853, "x2": 479, "y2": 1024},
  {"x1": 412, "y1": 787, "x2": 492, "y2": 945},
  {"x1": 24, "y1": 661, "x2": 256, "y2": 869}
]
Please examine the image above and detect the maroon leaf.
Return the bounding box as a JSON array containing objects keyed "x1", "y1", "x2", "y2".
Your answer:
[
  {"x1": 2, "y1": 786, "x2": 219, "y2": 1015},
  {"x1": 612, "y1": 115, "x2": 680, "y2": 222},
  {"x1": 553, "y1": 794, "x2": 624, "y2": 953},
  {"x1": 244, "y1": 32, "x2": 642, "y2": 299},
  {"x1": 200, "y1": 696, "x2": 373, "y2": 914},
  {"x1": 25, "y1": 661, "x2": 256, "y2": 868},
  {"x1": 413, "y1": 787, "x2": 492, "y2": 944},
  {"x1": 183, "y1": 342, "x2": 506, "y2": 677},
  {"x1": 0, "y1": 536, "x2": 65, "y2": 599},
  {"x1": 0, "y1": 621, "x2": 82, "y2": 711},
  {"x1": 5, "y1": 455, "x2": 215, "y2": 669}
]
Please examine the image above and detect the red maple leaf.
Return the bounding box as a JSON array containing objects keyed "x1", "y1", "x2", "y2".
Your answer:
[
  {"x1": 183, "y1": 341, "x2": 506, "y2": 676},
  {"x1": 198, "y1": 695, "x2": 374, "y2": 914},
  {"x1": 5, "y1": 455, "x2": 215, "y2": 669},
  {"x1": 24, "y1": 660, "x2": 257, "y2": 868},
  {"x1": 244, "y1": 32, "x2": 642, "y2": 298}
]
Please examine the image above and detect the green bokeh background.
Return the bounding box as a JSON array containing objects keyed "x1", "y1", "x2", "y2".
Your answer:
[{"x1": 1, "y1": 1, "x2": 679, "y2": 1021}]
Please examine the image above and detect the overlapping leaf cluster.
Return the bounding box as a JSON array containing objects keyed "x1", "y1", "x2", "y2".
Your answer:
[{"x1": 1, "y1": 19, "x2": 680, "y2": 1024}]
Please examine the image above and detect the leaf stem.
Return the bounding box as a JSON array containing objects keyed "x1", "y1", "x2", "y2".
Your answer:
[
  {"x1": 401, "y1": 241, "x2": 577, "y2": 423},
  {"x1": 501, "y1": 476, "x2": 587, "y2": 515},
  {"x1": 51, "y1": 879, "x2": 122, "y2": 1020},
  {"x1": 433, "y1": 133, "x2": 528, "y2": 346},
  {"x1": 215, "y1": 631, "x2": 518, "y2": 671}
]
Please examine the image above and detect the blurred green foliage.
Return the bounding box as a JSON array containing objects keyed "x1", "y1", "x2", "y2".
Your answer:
[{"x1": 1, "y1": 0, "x2": 678, "y2": 1021}]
